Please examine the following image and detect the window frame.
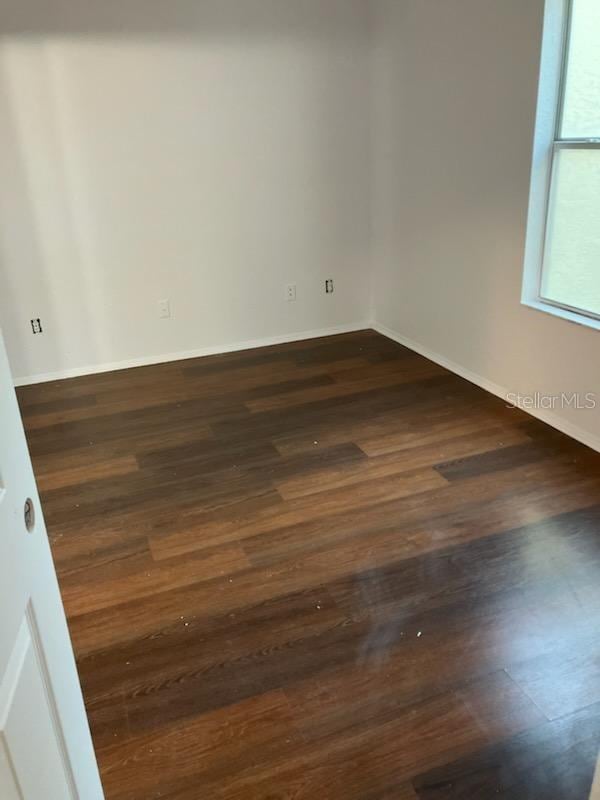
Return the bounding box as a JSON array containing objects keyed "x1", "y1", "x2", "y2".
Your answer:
[{"x1": 522, "y1": 0, "x2": 600, "y2": 330}]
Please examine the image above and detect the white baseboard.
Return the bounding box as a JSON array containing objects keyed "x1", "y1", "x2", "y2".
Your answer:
[
  {"x1": 15, "y1": 317, "x2": 600, "y2": 455},
  {"x1": 13, "y1": 321, "x2": 370, "y2": 387},
  {"x1": 373, "y1": 321, "x2": 600, "y2": 454}
]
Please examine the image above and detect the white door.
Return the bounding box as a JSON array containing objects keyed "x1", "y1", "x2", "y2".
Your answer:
[{"x1": 0, "y1": 330, "x2": 104, "y2": 799}]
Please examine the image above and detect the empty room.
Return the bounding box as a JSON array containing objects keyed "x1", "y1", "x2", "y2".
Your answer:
[{"x1": 1, "y1": 0, "x2": 600, "y2": 798}]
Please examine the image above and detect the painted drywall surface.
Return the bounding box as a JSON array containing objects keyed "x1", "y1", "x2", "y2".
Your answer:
[
  {"x1": 3, "y1": 0, "x2": 599, "y2": 452},
  {"x1": 0, "y1": 0, "x2": 371, "y2": 382},
  {"x1": 371, "y1": 0, "x2": 600, "y2": 443}
]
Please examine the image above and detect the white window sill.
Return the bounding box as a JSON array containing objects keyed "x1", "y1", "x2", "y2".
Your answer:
[{"x1": 522, "y1": 298, "x2": 600, "y2": 332}]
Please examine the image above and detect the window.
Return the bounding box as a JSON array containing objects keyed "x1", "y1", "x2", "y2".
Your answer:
[{"x1": 523, "y1": 0, "x2": 600, "y2": 328}]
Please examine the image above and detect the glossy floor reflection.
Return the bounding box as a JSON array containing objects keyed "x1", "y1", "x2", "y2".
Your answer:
[{"x1": 18, "y1": 330, "x2": 600, "y2": 799}]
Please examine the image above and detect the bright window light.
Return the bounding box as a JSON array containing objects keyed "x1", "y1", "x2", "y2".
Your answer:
[{"x1": 524, "y1": 0, "x2": 600, "y2": 326}]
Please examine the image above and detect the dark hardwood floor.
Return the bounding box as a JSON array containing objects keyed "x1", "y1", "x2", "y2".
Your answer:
[{"x1": 17, "y1": 329, "x2": 600, "y2": 800}]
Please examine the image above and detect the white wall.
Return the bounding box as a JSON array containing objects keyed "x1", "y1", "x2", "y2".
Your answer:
[
  {"x1": 371, "y1": 0, "x2": 600, "y2": 449},
  {"x1": 0, "y1": 0, "x2": 371, "y2": 383},
  {"x1": 2, "y1": 0, "x2": 600, "y2": 451}
]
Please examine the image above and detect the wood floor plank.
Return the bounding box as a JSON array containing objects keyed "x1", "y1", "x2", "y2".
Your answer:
[
  {"x1": 49, "y1": 489, "x2": 282, "y2": 575},
  {"x1": 35, "y1": 455, "x2": 139, "y2": 492},
  {"x1": 244, "y1": 359, "x2": 443, "y2": 413},
  {"x1": 364, "y1": 786, "x2": 419, "y2": 800},
  {"x1": 16, "y1": 329, "x2": 600, "y2": 800},
  {"x1": 93, "y1": 509, "x2": 600, "y2": 711},
  {"x1": 281, "y1": 509, "x2": 600, "y2": 743},
  {"x1": 507, "y1": 636, "x2": 600, "y2": 721},
  {"x1": 149, "y1": 466, "x2": 447, "y2": 561},
  {"x1": 41, "y1": 457, "x2": 277, "y2": 529},
  {"x1": 411, "y1": 701, "x2": 600, "y2": 799},
  {"x1": 81, "y1": 587, "x2": 348, "y2": 744},
  {"x1": 59, "y1": 542, "x2": 251, "y2": 617},
  {"x1": 209, "y1": 373, "x2": 483, "y2": 448},
  {"x1": 98, "y1": 690, "x2": 302, "y2": 800},
  {"x1": 67, "y1": 472, "x2": 599, "y2": 658},
  {"x1": 207, "y1": 457, "x2": 599, "y2": 565},
  {"x1": 19, "y1": 392, "x2": 98, "y2": 418},
  {"x1": 211, "y1": 672, "x2": 544, "y2": 800},
  {"x1": 28, "y1": 424, "x2": 215, "y2": 476},
  {"x1": 183, "y1": 356, "x2": 376, "y2": 403},
  {"x1": 435, "y1": 439, "x2": 573, "y2": 481},
  {"x1": 274, "y1": 426, "x2": 530, "y2": 500},
  {"x1": 26, "y1": 395, "x2": 248, "y2": 458},
  {"x1": 271, "y1": 403, "x2": 524, "y2": 458},
  {"x1": 284, "y1": 586, "x2": 598, "y2": 744},
  {"x1": 357, "y1": 409, "x2": 530, "y2": 458},
  {"x1": 21, "y1": 384, "x2": 192, "y2": 429},
  {"x1": 382, "y1": 789, "x2": 420, "y2": 800}
]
